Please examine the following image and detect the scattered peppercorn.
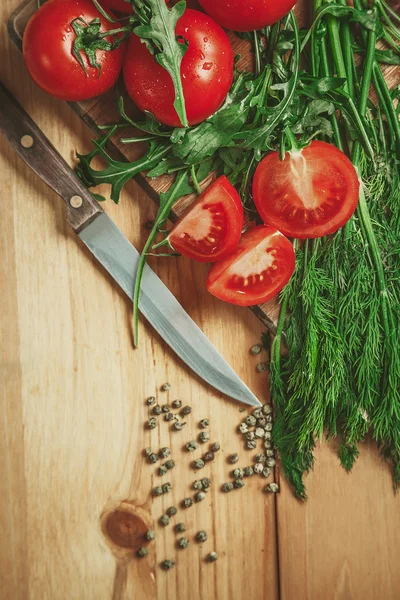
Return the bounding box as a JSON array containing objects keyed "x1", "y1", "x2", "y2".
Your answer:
[
  {"x1": 232, "y1": 468, "x2": 244, "y2": 479},
  {"x1": 229, "y1": 453, "x2": 239, "y2": 464},
  {"x1": 166, "y1": 506, "x2": 177, "y2": 517},
  {"x1": 243, "y1": 466, "x2": 254, "y2": 477},
  {"x1": 222, "y1": 482, "x2": 234, "y2": 492},
  {"x1": 146, "y1": 396, "x2": 156, "y2": 406},
  {"x1": 145, "y1": 530, "x2": 155, "y2": 541},
  {"x1": 262, "y1": 467, "x2": 271, "y2": 478},
  {"x1": 204, "y1": 451, "x2": 215, "y2": 462},
  {"x1": 265, "y1": 483, "x2": 279, "y2": 493},
  {"x1": 148, "y1": 452, "x2": 159, "y2": 464},
  {"x1": 264, "y1": 440, "x2": 272, "y2": 449},
  {"x1": 164, "y1": 413, "x2": 174, "y2": 422},
  {"x1": 159, "y1": 465, "x2": 168, "y2": 476},
  {"x1": 172, "y1": 400, "x2": 182, "y2": 409},
  {"x1": 181, "y1": 405, "x2": 192, "y2": 416},
  {"x1": 185, "y1": 440, "x2": 199, "y2": 452},
  {"x1": 255, "y1": 427, "x2": 265, "y2": 438},
  {"x1": 238, "y1": 423, "x2": 248, "y2": 434},
  {"x1": 193, "y1": 459, "x2": 205, "y2": 469},
  {"x1": 152, "y1": 405, "x2": 162, "y2": 416},
  {"x1": 257, "y1": 417, "x2": 267, "y2": 428},
  {"x1": 175, "y1": 522, "x2": 185, "y2": 533},
  {"x1": 256, "y1": 362, "x2": 268, "y2": 373},
  {"x1": 161, "y1": 383, "x2": 171, "y2": 392},
  {"x1": 264, "y1": 432, "x2": 272, "y2": 441},
  {"x1": 199, "y1": 431, "x2": 210, "y2": 443},
  {"x1": 144, "y1": 447, "x2": 152, "y2": 457},
  {"x1": 210, "y1": 442, "x2": 220, "y2": 452},
  {"x1": 174, "y1": 421, "x2": 186, "y2": 431},
  {"x1": 153, "y1": 486, "x2": 163, "y2": 497},
  {"x1": 265, "y1": 415, "x2": 273, "y2": 423},
  {"x1": 266, "y1": 449, "x2": 275, "y2": 457},
  {"x1": 207, "y1": 552, "x2": 218, "y2": 562},
  {"x1": 247, "y1": 440, "x2": 257, "y2": 450},
  {"x1": 254, "y1": 463, "x2": 263, "y2": 475},
  {"x1": 178, "y1": 537, "x2": 189, "y2": 549},
  {"x1": 148, "y1": 418, "x2": 157, "y2": 430},
  {"x1": 162, "y1": 483, "x2": 172, "y2": 494},
  {"x1": 182, "y1": 498, "x2": 193, "y2": 508},
  {"x1": 245, "y1": 431, "x2": 255, "y2": 441},
  {"x1": 161, "y1": 559, "x2": 175, "y2": 570},
  {"x1": 165, "y1": 460, "x2": 175, "y2": 470},
  {"x1": 196, "y1": 530, "x2": 207, "y2": 543},
  {"x1": 199, "y1": 419, "x2": 210, "y2": 429},
  {"x1": 234, "y1": 478, "x2": 245, "y2": 489},
  {"x1": 160, "y1": 515, "x2": 170, "y2": 526},
  {"x1": 161, "y1": 404, "x2": 171, "y2": 413},
  {"x1": 245, "y1": 415, "x2": 257, "y2": 427},
  {"x1": 252, "y1": 407, "x2": 263, "y2": 419},
  {"x1": 159, "y1": 447, "x2": 171, "y2": 459},
  {"x1": 137, "y1": 547, "x2": 148, "y2": 558},
  {"x1": 195, "y1": 491, "x2": 206, "y2": 502},
  {"x1": 255, "y1": 453, "x2": 266, "y2": 463},
  {"x1": 250, "y1": 344, "x2": 262, "y2": 355},
  {"x1": 193, "y1": 480, "x2": 203, "y2": 490},
  {"x1": 266, "y1": 457, "x2": 276, "y2": 468},
  {"x1": 262, "y1": 404, "x2": 273, "y2": 415},
  {"x1": 201, "y1": 477, "x2": 211, "y2": 489}
]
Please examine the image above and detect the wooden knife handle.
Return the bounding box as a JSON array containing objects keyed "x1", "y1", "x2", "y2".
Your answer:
[{"x1": 0, "y1": 81, "x2": 103, "y2": 232}]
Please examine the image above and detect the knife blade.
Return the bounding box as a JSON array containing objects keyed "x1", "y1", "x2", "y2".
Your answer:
[{"x1": 0, "y1": 81, "x2": 261, "y2": 407}]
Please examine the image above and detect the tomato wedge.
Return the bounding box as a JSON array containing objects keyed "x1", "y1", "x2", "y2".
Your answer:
[
  {"x1": 207, "y1": 225, "x2": 295, "y2": 306},
  {"x1": 252, "y1": 141, "x2": 360, "y2": 239},
  {"x1": 168, "y1": 176, "x2": 244, "y2": 263}
]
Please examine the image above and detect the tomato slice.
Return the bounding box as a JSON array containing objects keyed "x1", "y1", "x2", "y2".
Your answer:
[
  {"x1": 252, "y1": 141, "x2": 360, "y2": 239},
  {"x1": 207, "y1": 225, "x2": 295, "y2": 306},
  {"x1": 168, "y1": 176, "x2": 244, "y2": 263}
]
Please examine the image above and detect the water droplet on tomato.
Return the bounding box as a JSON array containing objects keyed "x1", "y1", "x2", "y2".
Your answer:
[
  {"x1": 203, "y1": 37, "x2": 208, "y2": 42},
  {"x1": 203, "y1": 62, "x2": 213, "y2": 71}
]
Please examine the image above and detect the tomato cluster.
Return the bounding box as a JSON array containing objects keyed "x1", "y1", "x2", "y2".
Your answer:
[{"x1": 22, "y1": 0, "x2": 360, "y2": 307}]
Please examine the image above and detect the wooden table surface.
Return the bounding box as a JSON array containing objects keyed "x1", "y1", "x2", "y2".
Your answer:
[{"x1": 1, "y1": 1, "x2": 400, "y2": 598}]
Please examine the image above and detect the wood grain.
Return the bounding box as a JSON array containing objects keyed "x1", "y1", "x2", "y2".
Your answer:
[{"x1": 1, "y1": 1, "x2": 400, "y2": 600}]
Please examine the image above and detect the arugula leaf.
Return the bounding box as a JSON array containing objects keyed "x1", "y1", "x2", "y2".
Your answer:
[{"x1": 131, "y1": 0, "x2": 188, "y2": 127}]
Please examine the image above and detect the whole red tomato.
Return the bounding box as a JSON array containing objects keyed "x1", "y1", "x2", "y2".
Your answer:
[
  {"x1": 123, "y1": 9, "x2": 234, "y2": 127},
  {"x1": 198, "y1": 0, "x2": 297, "y2": 32},
  {"x1": 23, "y1": 0, "x2": 126, "y2": 101},
  {"x1": 98, "y1": 0, "x2": 133, "y2": 12}
]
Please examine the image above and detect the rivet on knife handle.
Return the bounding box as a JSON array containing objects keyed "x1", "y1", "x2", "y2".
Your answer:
[{"x1": 0, "y1": 80, "x2": 103, "y2": 232}]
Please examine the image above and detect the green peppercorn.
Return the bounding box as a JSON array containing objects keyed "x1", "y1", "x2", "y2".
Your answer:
[
  {"x1": 153, "y1": 486, "x2": 163, "y2": 497},
  {"x1": 265, "y1": 415, "x2": 273, "y2": 423},
  {"x1": 232, "y1": 467, "x2": 244, "y2": 479},
  {"x1": 166, "y1": 506, "x2": 177, "y2": 517},
  {"x1": 204, "y1": 451, "x2": 215, "y2": 462},
  {"x1": 243, "y1": 466, "x2": 254, "y2": 477},
  {"x1": 195, "y1": 491, "x2": 206, "y2": 502},
  {"x1": 250, "y1": 344, "x2": 262, "y2": 355},
  {"x1": 266, "y1": 449, "x2": 275, "y2": 458},
  {"x1": 159, "y1": 465, "x2": 168, "y2": 476},
  {"x1": 160, "y1": 515, "x2": 170, "y2": 526},
  {"x1": 238, "y1": 423, "x2": 248, "y2": 434},
  {"x1": 193, "y1": 480, "x2": 203, "y2": 490},
  {"x1": 182, "y1": 498, "x2": 193, "y2": 508},
  {"x1": 174, "y1": 421, "x2": 186, "y2": 431},
  {"x1": 144, "y1": 447, "x2": 152, "y2": 457},
  {"x1": 264, "y1": 440, "x2": 272, "y2": 449},
  {"x1": 145, "y1": 530, "x2": 155, "y2": 541},
  {"x1": 152, "y1": 405, "x2": 162, "y2": 416},
  {"x1": 262, "y1": 467, "x2": 271, "y2": 478},
  {"x1": 264, "y1": 432, "x2": 272, "y2": 441},
  {"x1": 265, "y1": 483, "x2": 279, "y2": 493},
  {"x1": 196, "y1": 530, "x2": 207, "y2": 543},
  {"x1": 199, "y1": 431, "x2": 210, "y2": 443},
  {"x1": 256, "y1": 362, "x2": 268, "y2": 373},
  {"x1": 162, "y1": 483, "x2": 172, "y2": 494},
  {"x1": 162, "y1": 404, "x2": 171, "y2": 413},
  {"x1": 229, "y1": 453, "x2": 239, "y2": 464},
  {"x1": 245, "y1": 431, "x2": 255, "y2": 441},
  {"x1": 175, "y1": 522, "x2": 185, "y2": 533},
  {"x1": 148, "y1": 418, "x2": 157, "y2": 430},
  {"x1": 262, "y1": 404, "x2": 273, "y2": 415},
  {"x1": 160, "y1": 559, "x2": 175, "y2": 570},
  {"x1": 137, "y1": 547, "x2": 148, "y2": 558},
  {"x1": 265, "y1": 422, "x2": 273, "y2": 432},
  {"x1": 185, "y1": 440, "x2": 199, "y2": 452},
  {"x1": 210, "y1": 442, "x2": 220, "y2": 452},
  {"x1": 164, "y1": 413, "x2": 174, "y2": 422},
  {"x1": 148, "y1": 452, "x2": 159, "y2": 464},
  {"x1": 255, "y1": 453, "x2": 267, "y2": 463},
  {"x1": 193, "y1": 459, "x2": 205, "y2": 469},
  {"x1": 172, "y1": 400, "x2": 182, "y2": 409},
  {"x1": 234, "y1": 478, "x2": 245, "y2": 489},
  {"x1": 257, "y1": 418, "x2": 267, "y2": 428},
  {"x1": 177, "y1": 537, "x2": 189, "y2": 549},
  {"x1": 165, "y1": 460, "x2": 175, "y2": 470},
  {"x1": 255, "y1": 427, "x2": 265, "y2": 438},
  {"x1": 159, "y1": 447, "x2": 171, "y2": 459},
  {"x1": 266, "y1": 457, "x2": 276, "y2": 468},
  {"x1": 254, "y1": 463, "x2": 263, "y2": 474},
  {"x1": 181, "y1": 405, "x2": 192, "y2": 416},
  {"x1": 245, "y1": 415, "x2": 257, "y2": 427},
  {"x1": 146, "y1": 396, "x2": 156, "y2": 406},
  {"x1": 206, "y1": 552, "x2": 218, "y2": 562},
  {"x1": 201, "y1": 477, "x2": 211, "y2": 489},
  {"x1": 246, "y1": 440, "x2": 257, "y2": 450},
  {"x1": 199, "y1": 419, "x2": 209, "y2": 429},
  {"x1": 161, "y1": 383, "x2": 171, "y2": 392},
  {"x1": 222, "y1": 482, "x2": 234, "y2": 492},
  {"x1": 252, "y1": 407, "x2": 263, "y2": 419}
]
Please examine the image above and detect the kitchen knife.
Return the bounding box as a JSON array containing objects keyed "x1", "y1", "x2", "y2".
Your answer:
[{"x1": 0, "y1": 81, "x2": 261, "y2": 407}]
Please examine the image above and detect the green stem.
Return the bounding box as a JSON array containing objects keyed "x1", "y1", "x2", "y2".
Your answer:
[
  {"x1": 190, "y1": 164, "x2": 201, "y2": 194},
  {"x1": 253, "y1": 31, "x2": 261, "y2": 76},
  {"x1": 133, "y1": 171, "x2": 189, "y2": 346},
  {"x1": 337, "y1": 0, "x2": 355, "y2": 98}
]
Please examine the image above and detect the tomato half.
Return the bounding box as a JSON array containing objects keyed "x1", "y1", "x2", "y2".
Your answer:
[
  {"x1": 98, "y1": 0, "x2": 133, "y2": 12},
  {"x1": 168, "y1": 176, "x2": 244, "y2": 263},
  {"x1": 252, "y1": 141, "x2": 360, "y2": 239},
  {"x1": 197, "y1": 0, "x2": 297, "y2": 32},
  {"x1": 23, "y1": 0, "x2": 126, "y2": 102},
  {"x1": 207, "y1": 225, "x2": 295, "y2": 306},
  {"x1": 123, "y1": 9, "x2": 234, "y2": 127}
]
